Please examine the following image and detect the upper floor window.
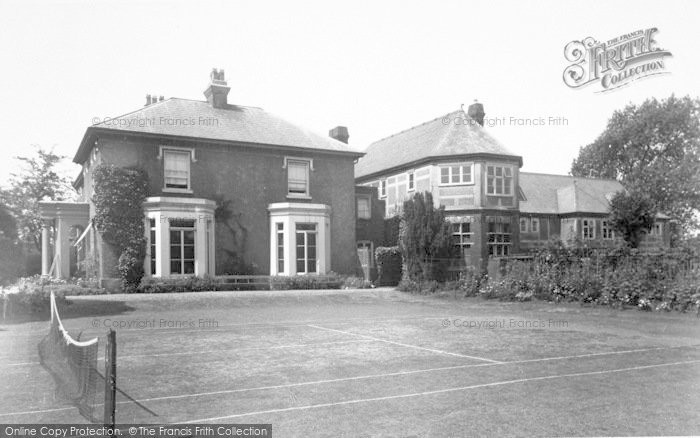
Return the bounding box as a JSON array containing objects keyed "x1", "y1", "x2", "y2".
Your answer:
[
  {"x1": 440, "y1": 164, "x2": 473, "y2": 186},
  {"x1": 486, "y1": 165, "x2": 513, "y2": 196},
  {"x1": 582, "y1": 219, "x2": 596, "y2": 240},
  {"x1": 379, "y1": 180, "x2": 387, "y2": 198},
  {"x1": 357, "y1": 196, "x2": 371, "y2": 219},
  {"x1": 286, "y1": 159, "x2": 311, "y2": 197},
  {"x1": 652, "y1": 223, "x2": 662, "y2": 236},
  {"x1": 164, "y1": 150, "x2": 191, "y2": 190},
  {"x1": 408, "y1": 172, "x2": 415, "y2": 191}
]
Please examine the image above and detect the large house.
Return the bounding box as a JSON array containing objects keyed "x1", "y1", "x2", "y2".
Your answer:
[
  {"x1": 39, "y1": 69, "x2": 363, "y2": 283},
  {"x1": 354, "y1": 102, "x2": 670, "y2": 269}
]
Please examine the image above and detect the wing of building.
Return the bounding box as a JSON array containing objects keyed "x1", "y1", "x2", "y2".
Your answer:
[
  {"x1": 40, "y1": 69, "x2": 363, "y2": 283},
  {"x1": 354, "y1": 103, "x2": 670, "y2": 272}
]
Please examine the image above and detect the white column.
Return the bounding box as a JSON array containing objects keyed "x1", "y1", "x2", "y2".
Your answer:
[
  {"x1": 157, "y1": 214, "x2": 169, "y2": 277},
  {"x1": 195, "y1": 216, "x2": 208, "y2": 276},
  {"x1": 41, "y1": 220, "x2": 51, "y2": 276}
]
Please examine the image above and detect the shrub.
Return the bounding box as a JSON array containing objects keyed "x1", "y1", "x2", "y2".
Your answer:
[
  {"x1": 2, "y1": 275, "x2": 105, "y2": 317},
  {"x1": 342, "y1": 276, "x2": 373, "y2": 289},
  {"x1": 375, "y1": 246, "x2": 402, "y2": 286},
  {"x1": 92, "y1": 165, "x2": 149, "y2": 291}
]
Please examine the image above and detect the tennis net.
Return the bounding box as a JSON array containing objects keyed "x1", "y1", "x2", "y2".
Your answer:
[{"x1": 38, "y1": 292, "x2": 100, "y2": 422}]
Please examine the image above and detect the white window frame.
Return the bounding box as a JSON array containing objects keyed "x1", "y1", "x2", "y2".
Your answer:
[
  {"x1": 582, "y1": 218, "x2": 596, "y2": 240},
  {"x1": 408, "y1": 172, "x2": 415, "y2": 191},
  {"x1": 519, "y1": 218, "x2": 528, "y2": 233},
  {"x1": 356, "y1": 195, "x2": 371, "y2": 219},
  {"x1": 439, "y1": 163, "x2": 474, "y2": 186},
  {"x1": 602, "y1": 220, "x2": 615, "y2": 240},
  {"x1": 652, "y1": 223, "x2": 662, "y2": 236},
  {"x1": 276, "y1": 223, "x2": 285, "y2": 274},
  {"x1": 486, "y1": 164, "x2": 513, "y2": 196},
  {"x1": 379, "y1": 180, "x2": 387, "y2": 198},
  {"x1": 284, "y1": 157, "x2": 313, "y2": 198},
  {"x1": 169, "y1": 219, "x2": 196, "y2": 275},
  {"x1": 531, "y1": 218, "x2": 539, "y2": 233},
  {"x1": 161, "y1": 146, "x2": 195, "y2": 193},
  {"x1": 295, "y1": 223, "x2": 318, "y2": 274}
]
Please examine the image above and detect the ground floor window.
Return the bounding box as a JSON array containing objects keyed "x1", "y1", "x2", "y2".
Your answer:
[
  {"x1": 357, "y1": 241, "x2": 374, "y2": 268},
  {"x1": 487, "y1": 221, "x2": 511, "y2": 257},
  {"x1": 296, "y1": 223, "x2": 317, "y2": 274},
  {"x1": 276, "y1": 223, "x2": 285, "y2": 273},
  {"x1": 452, "y1": 222, "x2": 473, "y2": 257},
  {"x1": 149, "y1": 218, "x2": 156, "y2": 275},
  {"x1": 169, "y1": 219, "x2": 195, "y2": 274},
  {"x1": 582, "y1": 219, "x2": 596, "y2": 240},
  {"x1": 602, "y1": 220, "x2": 614, "y2": 240}
]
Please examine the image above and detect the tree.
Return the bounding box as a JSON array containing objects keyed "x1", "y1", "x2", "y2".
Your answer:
[
  {"x1": 0, "y1": 147, "x2": 72, "y2": 251},
  {"x1": 399, "y1": 192, "x2": 455, "y2": 282},
  {"x1": 0, "y1": 205, "x2": 24, "y2": 284},
  {"x1": 571, "y1": 95, "x2": 700, "y2": 237},
  {"x1": 609, "y1": 191, "x2": 655, "y2": 248}
]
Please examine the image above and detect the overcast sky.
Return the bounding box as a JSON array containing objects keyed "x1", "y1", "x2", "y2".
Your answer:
[{"x1": 0, "y1": 0, "x2": 697, "y2": 187}]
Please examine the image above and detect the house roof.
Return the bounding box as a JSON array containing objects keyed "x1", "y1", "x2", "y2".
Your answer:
[
  {"x1": 519, "y1": 172, "x2": 624, "y2": 215},
  {"x1": 355, "y1": 109, "x2": 521, "y2": 179},
  {"x1": 74, "y1": 98, "x2": 363, "y2": 163}
]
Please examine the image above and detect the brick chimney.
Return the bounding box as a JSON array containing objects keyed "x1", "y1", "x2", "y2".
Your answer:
[
  {"x1": 467, "y1": 100, "x2": 485, "y2": 126},
  {"x1": 204, "y1": 68, "x2": 230, "y2": 109},
  {"x1": 329, "y1": 126, "x2": 349, "y2": 144},
  {"x1": 144, "y1": 94, "x2": 162, "y2": 106}
]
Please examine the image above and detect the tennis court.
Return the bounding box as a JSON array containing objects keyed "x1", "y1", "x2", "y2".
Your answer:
[{"x1": 1, "y1": 289, "x2": 699, "y2": 436}]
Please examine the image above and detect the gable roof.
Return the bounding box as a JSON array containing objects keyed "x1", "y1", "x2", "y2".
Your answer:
[
  {"x1": 74, "y1": 98, "x2": 362, "y2": 163},
  {"x1": 355, "y1": 109, "x2": 521, "y2": 179},
  {"x1": 519, "y1": 172, "x2": 624, "y2": 215}
]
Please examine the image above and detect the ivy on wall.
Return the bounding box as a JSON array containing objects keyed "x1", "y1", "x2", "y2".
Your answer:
[{"x1": 92, "y1": 165, "x2": 149, "y2": 291}]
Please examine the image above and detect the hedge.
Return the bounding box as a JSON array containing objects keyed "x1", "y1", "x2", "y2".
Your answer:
[{"x1": 375, "y1": 246, "x2": 402, "y2": 286}]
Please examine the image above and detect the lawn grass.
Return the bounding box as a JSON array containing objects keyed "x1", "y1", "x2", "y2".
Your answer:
[{"x1": 1, "y1": 289, "x2": 699, "y2": 436}]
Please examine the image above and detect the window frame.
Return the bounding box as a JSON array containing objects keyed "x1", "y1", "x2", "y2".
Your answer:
[
  {"x1": 284, "y1": 157, "x2": 313, "y2": 198},
  {"x1": 295, "y1": 223, "x2": 318, "y2": 274},
  {"x1": 602, "y1": 220, "x2": 615, "y2": 240},
  {"x1": 452, "y1": 222, "x2": 473, "y2": 258},
  {"x1": 356, "y1": 195, "x2": 371, "y2": 220},
  {"x1": 439, "y1": 163, "x2": 474, "y2": 186},
  {"x1": 486, "y1": 164, "x2": 513, "y2": 196},
  {"x1": 582, "y1": 218, "x2": 596, "y2": 240},
  {"x1": 408, "y1": 172, "x2": 415, "y2": 191},
  {"x1": 169, "y1": 219, "x2": 196, "y2": 275},
  {"x1": 487, "y1": 221, "x2": 512, "y2": 257},
  {"x1": 162, "y1": 149, "x2": 193, "y2": 192},
  {"x1": 531, "y1": 218, "x2": 539, "y2": 233},
  {"x1": 519, "y1": 218, "x2": 528, "y2": 233},
  {"x1": 379, "y1": 180, "x2": 387, "y2": 198}
]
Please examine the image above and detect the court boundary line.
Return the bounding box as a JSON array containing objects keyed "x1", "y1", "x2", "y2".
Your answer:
[
  {"x1": 0, "y1": 339, "x2": 377, "y2": 367},
  {"x1": 2, "y1": 344, "x2": 698, "y2": 418},
  {"x1": 307, "y1": 324, "x2": 502, "y2": 363},
  {"x1": 181, "y1": 358, "x2": 700, "y2": 423}
]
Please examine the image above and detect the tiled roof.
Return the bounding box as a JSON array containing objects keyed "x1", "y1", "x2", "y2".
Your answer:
[
  {"x1": 355, "y1": 109, "x2": 521, "y2": 179},
  {"x1": 74, "y1": 98, "x2": 362, "y2": 163},
  {"x1": 519, "y1": 172, "x2": 624, "y2": 215}
]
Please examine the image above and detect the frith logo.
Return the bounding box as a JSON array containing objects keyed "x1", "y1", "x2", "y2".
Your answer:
[{"x1": 563, "y1": 28, "x2": 672, "y2": 92}]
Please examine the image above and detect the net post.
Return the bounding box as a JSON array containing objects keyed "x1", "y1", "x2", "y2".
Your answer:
[{"x1": 103, "y1": 328, "x2": 116, "y2": 428}]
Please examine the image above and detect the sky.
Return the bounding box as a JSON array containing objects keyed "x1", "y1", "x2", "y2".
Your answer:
[{"x1": 0, "y1": 0, "x2": 698, "y2": 187}]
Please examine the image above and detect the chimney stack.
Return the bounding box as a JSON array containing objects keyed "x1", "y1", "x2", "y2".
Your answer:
[
  {"x1": 204, "y1": 68, "x2": 230, "y2": 109},
  {"x1": 467, "y1": 100, "x2": 485, "y2": 126},
  {"x1": 145, "y1": 94, "x2": 152, "y2": 106},
  {"x1": 329, "y1": 126, "x2": 349, "y2": 144}
]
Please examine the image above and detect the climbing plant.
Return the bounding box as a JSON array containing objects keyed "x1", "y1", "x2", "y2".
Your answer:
[{"x1": 92, "y1": 165, "x2": 149, "y2": 291}]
